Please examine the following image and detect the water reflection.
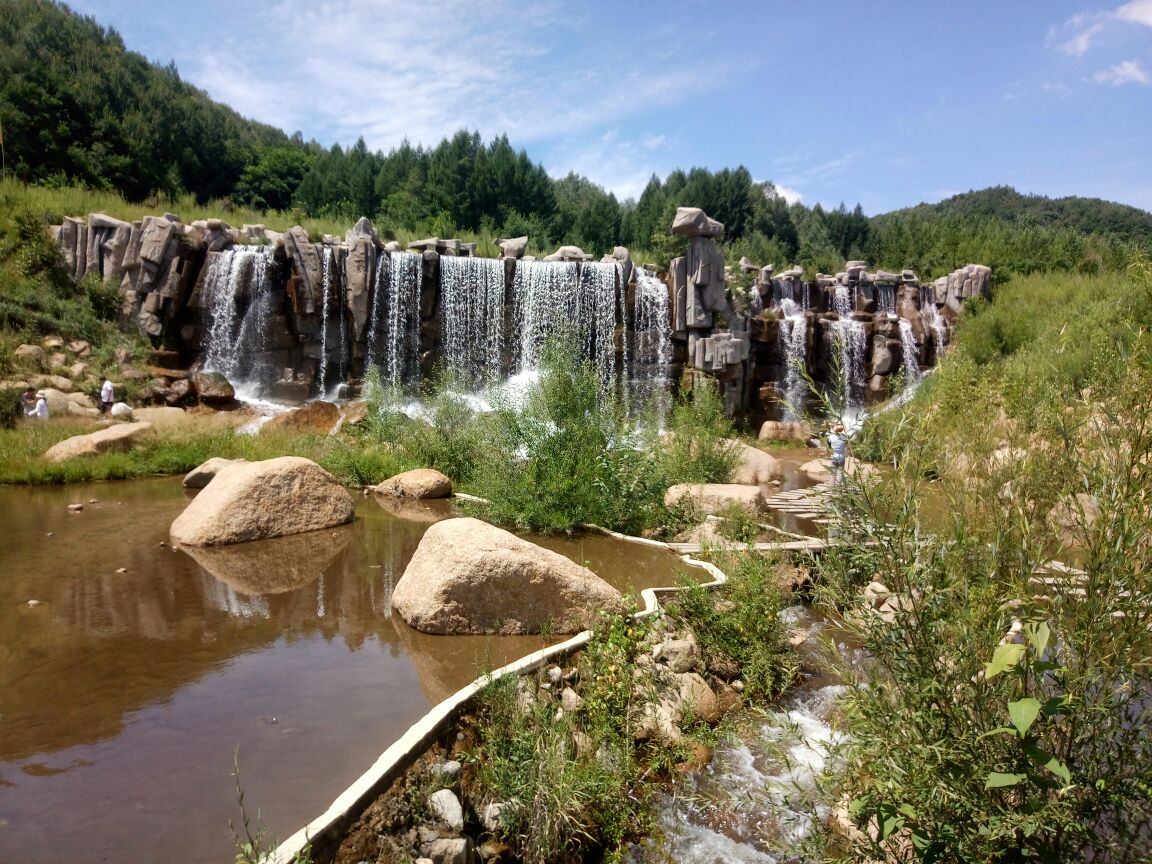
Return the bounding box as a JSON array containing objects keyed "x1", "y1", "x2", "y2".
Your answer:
[{"x1": 0, "y1": 477, "x2": 693, "y2": 864}]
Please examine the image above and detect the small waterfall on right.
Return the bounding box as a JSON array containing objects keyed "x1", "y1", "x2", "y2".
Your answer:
[
  {"x1": 317, "y1": 246, "x2": 333, "y2": 394},
  {"x1": 631, "y1": 268, "x2": 672, "y2": 424},
  {"x1": 439, "y1": 255, "x2": 507, "y2": 388},
  {"x1": 831, "y1": 285, "x2": 867, "y2": 414},
  {"x1": 778, "y1": 299, "x2": 808, "y2": 420},
  {"x1": 921, "y1": 285, "x2": 948, "y2": 351},
  {"x1": 898, "y1": 319, "x2": 922, "y2": 388},
  {"x1": 201, "y1": 246, "x2": 275, "y2": 387}
]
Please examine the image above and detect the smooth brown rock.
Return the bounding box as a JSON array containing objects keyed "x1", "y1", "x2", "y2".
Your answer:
[
  {"x1": 391, "y1": 517, "x2": 623, "y2": 635},
  {"x1": 757, "y1": 420, "x2": 814, "y2": 443},
  {"x1": 170, "y1": 457, "x2": 354, "y2": 546},
  {"x1": 374, "y1": 468, "x2": 452, "y2": 499},
  {"x1": 44, "y1": 422, "x2": 153, "y2": 463},
  {"x1": 192, "y1": 371, "x2": 235, "y2": 404},
  {"x1": 671, "y1": 206, "x2": 724, "y2": 238},
  {"x1": 261, "y1": 401, "x2": 340, "y2": 436}
]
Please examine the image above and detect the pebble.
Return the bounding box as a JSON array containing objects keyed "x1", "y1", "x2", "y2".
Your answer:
[
  {"x1": 67, "y1": 503, "x2": 83, "y2": 512},
  {"x1": 27, "y1": 600, "x2": 43, "y2": 608},
  {"x1": 158, "y1": 541, "x2": 167, "y2": 547},
  {"x1": 45, "y1": 532, "x2": 53, "y2": 537},
  {"x1": 114, "y1": 567, "x2": 127, "y2": 574},
  {"x1": 88, "y1": 498, "x2": 98, "y2": 504}
]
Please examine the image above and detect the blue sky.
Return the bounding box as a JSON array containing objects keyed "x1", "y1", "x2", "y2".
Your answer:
[{"x1": 67, "y1": 0, "x2": 1152, "y2": 214}]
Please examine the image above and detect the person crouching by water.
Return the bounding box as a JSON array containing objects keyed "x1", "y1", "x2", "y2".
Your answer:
[
  {"x1": 27, "y1": 390, "x2": 49, "y2": 420},
  {"x1": 828, "y1": 422, "x2": 848, "y2": 484},
  {"x1": 99, "y1": 375, "x2": 114, "y2": 414}
]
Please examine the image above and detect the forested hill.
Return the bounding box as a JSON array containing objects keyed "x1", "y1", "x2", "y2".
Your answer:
[
  {"x1": 0, "y1": 0, "x2": 293, "y2": 200},
  {"x1": 1, "y1": 0, "x2": 1150, "y2": 279},
  {"x1": 886, "y1": 187, "x2": 1152, "y2": 246}
]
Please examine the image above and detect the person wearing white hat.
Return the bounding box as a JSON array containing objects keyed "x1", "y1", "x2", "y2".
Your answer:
[{"x1": 27, "y1": 390, "x2": 49, "y2": 420}]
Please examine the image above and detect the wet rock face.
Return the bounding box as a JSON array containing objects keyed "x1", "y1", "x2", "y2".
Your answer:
[
  {"x1": 391, "y1": 517, "x2": 624, "y2": 635},
  {"x1": 169, "y1": 456, "x2": 355, "y2": 546}
]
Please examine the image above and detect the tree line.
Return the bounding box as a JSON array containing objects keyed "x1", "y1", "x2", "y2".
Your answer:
[{"x1": 1, "y1": 0, "x2": 1148, "y2": 278}]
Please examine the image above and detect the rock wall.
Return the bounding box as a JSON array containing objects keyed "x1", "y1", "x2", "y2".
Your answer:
[{"x1": 50, "y1": 210, "x2": 989, "y2": 420}]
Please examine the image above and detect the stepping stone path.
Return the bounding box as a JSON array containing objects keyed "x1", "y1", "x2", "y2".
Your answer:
[{"x1": 761, "y1": 481, "x2": 839, "y2": 526}]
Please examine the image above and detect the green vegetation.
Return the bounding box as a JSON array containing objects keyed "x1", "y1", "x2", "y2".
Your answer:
[
  {"x1": 0, "y1": 419, "x2": 413, "y2": 485},
  {"x1": 810, "y1": 261, "x2": 1152, "y2": 862}
]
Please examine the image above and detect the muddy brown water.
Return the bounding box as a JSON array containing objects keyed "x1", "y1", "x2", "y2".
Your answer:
[{"x1": 0, "y1": 479, "x2": 693, "y2": 864}]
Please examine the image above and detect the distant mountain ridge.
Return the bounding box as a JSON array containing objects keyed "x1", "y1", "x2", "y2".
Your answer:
[{"x1": 881, "y1": 186, "x2": 1152, "y2": 244}]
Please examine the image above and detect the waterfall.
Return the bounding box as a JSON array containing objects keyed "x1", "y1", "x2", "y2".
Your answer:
[
  {"x1": 831, "y1": 286, "x2": 867, "y2": 414},
  {"x1": 366, "y1": 252, "x2": 422, "y2": 388},
  {"x1": 512, "y1": 260, "x2": 581, "y2": 371},
  {"x1": 201, "y1": 246, "x2": 275, "y2": 387},
  {"x1": 877, "y1": 284, "x2": 896, "y2": 315},
  {"x1": 899, "y1": 319, "x2": 922, "y2": 387},
  {"x1": 778, "y1": 299, "x2": 808, "y2": 420},
  {"x1": 335, "y1": 254, "x2": 349, "y2": 392},
  {"x1": 439, "y1": 255, "x2": 507, "y2": 388},
  {"x1": 632, "y1": 268, "x2": 672, "y2": 424},
  {"x1": 317, "y1": 246, "x2": 332, "y2": 394},
  {"x1": 922, "y1": 285, "x2": 947, "y2": 351},
  {"x1": 580, "y1": 262, "x2": 621, "y2": 395}
]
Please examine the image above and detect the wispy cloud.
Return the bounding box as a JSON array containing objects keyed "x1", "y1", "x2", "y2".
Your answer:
[
  {"x1": 1094, "y1": 59, "x2": 1151, "y2": 85},
  {"x1": 185, "y1": 0, "x2": 723, "y2": 157},
  {"x1": 772, "y1": 184, "x2": 803, "y2": 205},
  {"x1": 1051, "y1": 1, "x2": 1152, "y2": 57},
  {"x1": 546, "y1": 129, "x2": 670, "y2": 201}
]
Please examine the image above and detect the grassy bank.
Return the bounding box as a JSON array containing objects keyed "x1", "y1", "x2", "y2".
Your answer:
[{"x1": 811, "y1": 262, "x2": 1152, "y2": 862}]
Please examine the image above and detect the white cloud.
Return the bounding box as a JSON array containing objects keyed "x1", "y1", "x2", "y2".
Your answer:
[
  {"x1": 1116, "y1": 0, "x2": 1152, "y2": 27},
  {"x1": 773, "y1": 184, "x2": 803, "y2": 205},
  {"x1": 546, "y1": 130, "x2": 669, "y2": 201},
  {"x1": 1057, "y1": 16, "x2": 1108, "y2": 56},
  {"x1": 1094, "y1": 59, "x2": 1152, "y2": 85}
]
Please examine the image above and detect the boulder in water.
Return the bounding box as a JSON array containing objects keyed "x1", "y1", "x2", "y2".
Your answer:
[
  {"x1": 391, "y1": 517, "x2": 623, "y2": 635},
  {"x1": 757, "y1": 420, "x2": 814, "y2": 444},
  {"x1": 726, "y1": 440, "x2": 784, "y2": 485},
  {"x1": 44, "y1": 422, "x2": 153, "y2": 463},
  {"x1": 372, "y1": 468, "x2": 452, "y2": 499},
  {"x1": 170, "y1": 456, "x2": 354, "y2": 546}
]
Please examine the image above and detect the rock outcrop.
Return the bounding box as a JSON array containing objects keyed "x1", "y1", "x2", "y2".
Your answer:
[
  {"x1": 726, "y1": 440, "x2": 784, "y2": 485},
  {"x1": 43, "y1": 422, "x2": 153, "y2": 462},
  {"x1": 261, "y1": 401, "x2": 340, "y2": 436},
  {"x1": 391, "y1": 517, "x2": 623, "y2": 635},
  {"x1": 170, "y1": 456, "x2": 354, "y2": 546}
]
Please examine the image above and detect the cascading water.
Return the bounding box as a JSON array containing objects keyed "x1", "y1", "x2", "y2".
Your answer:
[
  {"x1": 921, "y1": 285, "x2": 947, "y2": 351},
  {"x1": 631, "y1": 268, "x2": 672, "y2": 424},
  {"x1": 366, "y1": 252, "x2": 422, "y2": 388},
  {"x1": 317, "y1": 246, "x2": 333, "y2": 393},
  {"x1": 831, "y1": 285, "x2": 867, "y2": 413},
  {"x1": 580, "y1": 262, "x2": 621, "y2": 395},
  {"x1": 778, "y1": 299, "x2": 808, "y2": 420},
  {"x1": 201, "y1": 246, "x2": 275, "y2": 389},
  {"x1": 439, "y1": 255, "x2": 507, "y2": 388},
  {"x1": 877, "y1": 284, "x2": 896, "y2": 315},
  {"x1": 898, "y1": 319, "x2": 922, "y2": 388},
  {"x1": 512, "y1": 260, "x2": 581, "y2": 372}
]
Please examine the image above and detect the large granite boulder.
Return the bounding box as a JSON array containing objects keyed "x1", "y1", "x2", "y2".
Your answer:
[
  {"x1": 391, "y1": 517, "x2": 623, "y2": 635},
  {"x1": 664, "y1": 483, "x2": 766, "y2": 514},
  {"x1": 44, "y1": 422, "x2": 153, "y2": 463},
  {"x1": 170, "y1": 456, "x2": 354, "y2": 546},
  {"x1": 758, "y1": 420, "x2": 814, "y2": 444},
  {"x1": 726, "y1": 441, "x2": 784, "y2": 485}
]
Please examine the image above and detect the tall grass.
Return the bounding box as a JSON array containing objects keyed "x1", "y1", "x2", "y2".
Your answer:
[{"x1": 812, "y1": 263, "x2": 1152, "y2": 862}]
